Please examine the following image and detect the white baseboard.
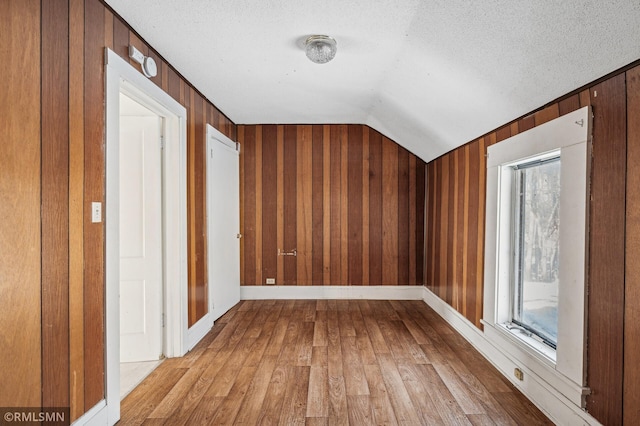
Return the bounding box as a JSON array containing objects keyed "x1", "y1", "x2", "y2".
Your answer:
[
  {"x1": 187, "y1": 313, "x2": 213, "y2": 351},
  {"x1": 71, "y1": 400, "x2": 107, "y2": 426},
  {"x1": 422, "y1": 287, "x2": 600, "y2": 426},
  {"x1": 241, "y1": 285, "x2": 424, "y2": 300}
]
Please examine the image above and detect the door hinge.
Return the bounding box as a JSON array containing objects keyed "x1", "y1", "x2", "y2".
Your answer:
[
  {"x1": 160, "y1": 136, "x2": 165, "y2": 149},
  {"x1": 162, "y1": 313, "x2": 165, "y2": 328}
]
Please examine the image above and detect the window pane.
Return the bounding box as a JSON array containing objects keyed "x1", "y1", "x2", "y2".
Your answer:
[{"x1": 513, "y1": 158, "x2": 560, "y2": 346}]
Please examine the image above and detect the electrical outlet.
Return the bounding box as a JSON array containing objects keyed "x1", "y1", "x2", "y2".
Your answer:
[
  {"x1": 514, "y1": 367, "x2": 524, "y2": 381},
  {"x1": 91, "y1": 202, "x2": 102, "y2": 223},
  {"x1": 266, "y1": 278, "x2": 276, "y2": 285}
]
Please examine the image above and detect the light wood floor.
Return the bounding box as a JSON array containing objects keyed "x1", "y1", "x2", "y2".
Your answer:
[{"x1": 119, "y1": 300, "x2": 552, "y2": 425}]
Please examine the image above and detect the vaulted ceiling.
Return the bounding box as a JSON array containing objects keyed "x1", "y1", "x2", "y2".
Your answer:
[{"x1": 104, "y1": 0, "x2": 640, "y2": 162}]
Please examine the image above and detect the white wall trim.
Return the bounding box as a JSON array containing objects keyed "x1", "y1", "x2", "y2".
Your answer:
[
  {"x1": 187, "y1": 313, "x2": 214, "y2": 350},
  {"x1": 422, "y1": 287, "x2": 601, "y2": 426},
  {"x1": 70, "y1": 401, "x2": 107, "y2": 426},
  {"x1": 105, "y1": 48, "x2": 189, "y2": 425},
  {"x1": 241, "y1": 285, "x2": 424, "y2": 300}
]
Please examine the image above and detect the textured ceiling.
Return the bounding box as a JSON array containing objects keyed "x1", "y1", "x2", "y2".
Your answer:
[{"x1": 105, "y1": 0, "x2": 640, "y2": 162}]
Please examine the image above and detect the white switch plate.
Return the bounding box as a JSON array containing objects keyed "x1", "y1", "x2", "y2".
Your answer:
[
  {"x1": 91, "y1": 202, "x2": 102, "y2": 223},
  {"x1": 266, "y1": 278, "x2": 276, "y2": 285}
]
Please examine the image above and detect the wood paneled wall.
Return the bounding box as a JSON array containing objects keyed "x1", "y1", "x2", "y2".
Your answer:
[
  {"x1": 239, "y1": 124, "x2": 426, "y2": 286},
  {"x1": 0, "y1": 0, "x2": 235, "y2": 420},
  {"x1": 425, "y1": 61, "x2": 640, "y2": 424},
  {"x1": 0, "y1": 0, "x2": 42, "y2": 408}
]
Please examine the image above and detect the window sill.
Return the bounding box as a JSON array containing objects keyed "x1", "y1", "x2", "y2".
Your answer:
[{"x1": 498, "y1": 322, "x2": 556, "y2": 364}]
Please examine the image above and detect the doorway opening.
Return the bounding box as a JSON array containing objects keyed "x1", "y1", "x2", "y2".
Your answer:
[
  {"x1": 118, "y1": 93, "x2": 165, "y2": 399},
  {"x1": 105, "y1": 48, "x2": 188, "y2": 424}
]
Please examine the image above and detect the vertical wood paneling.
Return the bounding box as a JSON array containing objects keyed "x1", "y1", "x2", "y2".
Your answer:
[
  {"x1": 438, "y1": 156, "x2": 449, "y2": 301},
  {"x1": 408, "y1": 155, "x2": 417, "y2": 286},
  {"x1": 451, "y1": 151, "x2": 460, "y2": 310},
  {"x1": 240, "y1": 125, "x2": 425, "y2": 287},
  {"x1": 369, "y1": 130, "x2": 383, "y2": 285},
  {"x1": 243, "y1": 126, "x2": 257, "y2": 284},
  {"x1": 284, "y1": 125, "x2": 298, "y2": 285},
  {"x1": 446, "y1": 154, "x2": 455, "y2": 304},
  {"x1": 559, "y1": 94, "x2": 580, "y2": 116},
  {"x1": 586, "y1": 74, "x2": 627, "y2": 425},
  {"x1": 194, "y1": 93, "x2": 207, "y2": 320},
  {"x1": 0, "y1": 0, "x2": 42, "y2": 407},
  {"x1": 297, "y1": 125, "x2": 313, "y2": 285},
  {"x1": 312, "y1": 126, "x2": 324, "y2": 285},
  {"x1": 277, "y1": 126, "x2": 285, "y2": 284},
  {"x1": 348, "y1": 126, "x2": 363, "y2": 285},
  {"x1": 461, "y1": 145, "x2": 470, "y2": 317},
  {"x1": 466, "y1": 142, "x2": 480, "y2": 325},
  {"x1": 112, "y1": 15, "x2": 128, "y2": 59},
  {"x1": 426, "y1": 159, "x2": 436, "y2": 290},
  {"x1": 69, "y1": 0, "x2": 85, "y2": 418},
  {"x1": 362, "y1": 128, "x2": 370, "y2": 286},
  {"x1": 330, "y1": 126, "x2": 343, "y2": 284},
  {"x1": 239, "y1": 126, "x2": 246, "y2": 286},
  {"x1": 625, "y1": 65, "x2": 640, "y2": 425},
  {"x1": 322, "y1": 126, "x2": 331, "y2": 285},
  {"x1": 187, "y1": 87, "x2": 197, "y2": 325},
  {"x1": 255, "y1": 125, "x2": 263, "y2": 286},
  {"x1": 41, "y1": 0, "x2": 70, "y2": 408},
  {"x1": 340, "y1": 126, "x2": 349, "y2": 285},
  {"x1": 262, "y1": 125, "x2": 278, "y2": 284},
  {"x1": 397, "y1": 147, "x2": 410, "y2": 285},
  {"x1": 416, "y1": 160, "x2": 425, "y2": 286},
  {"x1": 1, "y1": 0, "x2": 238, "y2": 420},
  {"x1": 423, "y1": 62, "x2": 640, "y2": 425},
  {"x1": 382, "y1": 137, "x2": 399, "y2": 285},
  {"x1": 83, "y1": 0, "x2": 105, "y2": 407}
]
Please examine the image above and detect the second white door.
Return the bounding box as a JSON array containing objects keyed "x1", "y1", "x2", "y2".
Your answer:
[{"x1": 119, "y1": 95, "x2": 163, "y2": 363}]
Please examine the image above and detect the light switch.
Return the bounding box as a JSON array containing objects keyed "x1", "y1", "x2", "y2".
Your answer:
[{"x1": 91, "y1": 202, "x2": 102, "y2": 223}]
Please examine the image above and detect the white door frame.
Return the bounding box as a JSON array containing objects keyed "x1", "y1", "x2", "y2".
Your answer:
[{"x1": 104, "y1": 48, "x2": 188, "y2": 425}]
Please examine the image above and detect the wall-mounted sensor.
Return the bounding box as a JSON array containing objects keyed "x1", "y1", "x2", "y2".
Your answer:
[{"x1": 128, "y1": 45, "x2": 158, "y2": 78}]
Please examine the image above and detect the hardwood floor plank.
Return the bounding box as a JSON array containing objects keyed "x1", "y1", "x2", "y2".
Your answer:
[
  {"x1": 340, "y1": 336, "x2": 370, "y2": 396},
  {"x1": 363, "y1": 363, "x2": 399, "y2": 426},
  {"x1": 363, "y1": 316, "x2": 391, "y2": 354},
  {"x1": 234, "y1": 356, "x2": 278, "y2": 425},
  {"x1": 433, "y1": 363, "x2": 486, "y2": 415},
  {"x1": 327, "y1": 375, "x2": 348, "y2": 425},
  {"x1": 279, "y1": 366, "x2": 310, "y2": 425},
  {"x1": 346, "y1": 395, "x2": 375, "y2": 425},
  {"x1": 413, "y1": 364, "x2": 472, "y2": 426},
  {"x1": 148, "y1": 367, "x2": 204, "y2": 419},
  {"x1": 397, "y1": 364, "x2": 445, "y2": 425},
  {"x1": 313, "y1": 320, "x2": 328, "y2": 347},
  {"x1": 257, "y1": 365, "x2": 289, "y2": 425},
  {"x1": 306, "y1": 366, "x2": 329, "y2": 417},
  {"x1": 120, "y1": 367, "x2": 187, "y2": 424},
  {"x1": 376, "y1": 353, "x2": 422, "y2": 425},
  {"x1": 311, "y1": 346, "x2": 328, "y2": 367},
  {"x1": 119, "y1": 300, "x2": 550, "y2": 425},
  {"x1": 210, "y1": 366, "x2": 258, "y2": 424}
]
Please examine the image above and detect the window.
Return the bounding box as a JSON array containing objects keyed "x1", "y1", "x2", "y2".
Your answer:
[
  {"x1": 510, "y1": 157, "x2": 561, "y2": 349},
  {"x1": 483, "y1": 106, "x2": 591, "y2": 400}
]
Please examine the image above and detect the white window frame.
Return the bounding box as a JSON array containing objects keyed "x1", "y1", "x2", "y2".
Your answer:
[{"x1": 483, "y1": 106, "x2": 591, "y2": 407}]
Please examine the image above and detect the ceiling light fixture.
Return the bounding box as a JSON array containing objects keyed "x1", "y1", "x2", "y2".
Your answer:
[{"x1": 304, "y1": 35, "x2": 337, "y2": 64}]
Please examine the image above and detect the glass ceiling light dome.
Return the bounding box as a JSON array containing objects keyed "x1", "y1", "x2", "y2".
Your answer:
[{"x1": 304, "y1": 35, "x2": 337, "y2": 64}]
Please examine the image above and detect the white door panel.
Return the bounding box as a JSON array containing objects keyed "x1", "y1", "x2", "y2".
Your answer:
[
  {"x1": 207, "y1": 126, "x2": 241, "y2": 321},
  {"x1": 119, "y1": 112, "x2": 163, "y2": 362}
]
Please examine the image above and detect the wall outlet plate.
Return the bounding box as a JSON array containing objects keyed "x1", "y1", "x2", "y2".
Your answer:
[{"x1": 265, "y1": 278, "x2": 276, "y2": 285}]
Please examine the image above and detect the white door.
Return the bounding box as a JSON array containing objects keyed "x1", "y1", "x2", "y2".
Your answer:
[
  {"x1": 207, "y1": 125, "x2": 241, "y2": 321},
  {"x1": 119, "y1": 99, "x2": 163, "y2": 362}
]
